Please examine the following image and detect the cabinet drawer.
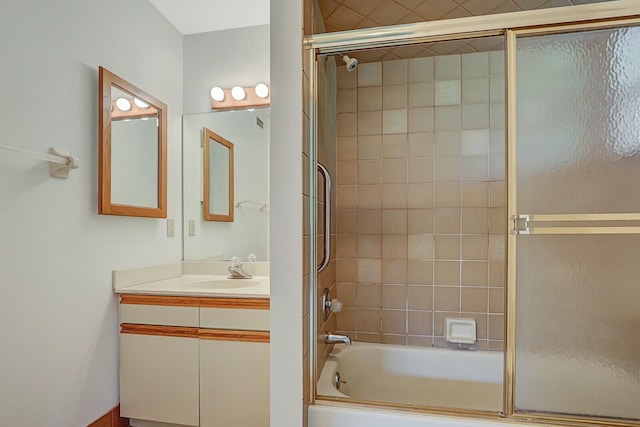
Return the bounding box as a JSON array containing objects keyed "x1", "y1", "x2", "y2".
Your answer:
[
  {"x1": 120, "y1": 296, "x2": 199, "y2": 327},
  {"x1": 200, "y1": 307, "x2": 269, "y2": 331}
]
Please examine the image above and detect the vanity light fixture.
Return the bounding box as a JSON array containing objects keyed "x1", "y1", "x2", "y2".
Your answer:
[
  {"x1": 255, "y1": 83, "x2": 269, "y2": 99},
  {"x1": 133, "y1": 98, "x2": 149, "y2": 109},
  {"x1": 210, "y1": 83, "x2": 270, "y2": 111},
  {"x1": 231, "y1": 86, "x2": 246, "y2": 101},
  {"x1": 210, "y1": 86, "x2": 225, "y2": 102},
  {"x1": 115, "y1": 97, "x2": 131, "y2": 111}
]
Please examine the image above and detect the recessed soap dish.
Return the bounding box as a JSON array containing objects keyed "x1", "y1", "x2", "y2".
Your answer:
[{"x1": 445, "y1": 318, "x2": 477, "y2": 344}]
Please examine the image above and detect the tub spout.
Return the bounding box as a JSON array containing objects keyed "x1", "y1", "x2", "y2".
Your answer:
[{"x1": 325, "y1": 332, "x2": 351, "y2": 345}]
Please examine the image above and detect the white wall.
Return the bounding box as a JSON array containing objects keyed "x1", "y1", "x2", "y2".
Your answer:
[
  {"x1": 183, "y1": 109, "x2": 270, "y2": 261},
  {"x1": 0, "y1": 1, "x2": 183, "y2": 426},
  {"x1": 183, "y1": 25, "x2": 270, "y2": 114},
  {"x1": 270, "y1": 0, "x2": 304, "y2": 426}
]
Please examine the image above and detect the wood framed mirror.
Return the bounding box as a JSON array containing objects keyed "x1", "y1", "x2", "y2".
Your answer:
[
  {"x1": 203, "y1": 128, "x2": 234, "y2": 222},
  {"x1": 98, "y1": 66, "x2": 167, "y2": 218}
]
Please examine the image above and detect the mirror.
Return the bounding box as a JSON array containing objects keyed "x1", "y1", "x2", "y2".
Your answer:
[
  {"x1": 183, "y1": 109, "x2": 270, "y2": 261},
  {"x1": 203, "y1": 128, "x2": 234, "y2": 222},
  {"x1": 98, "y1": 66, "x2": 167, "y2": 218}
]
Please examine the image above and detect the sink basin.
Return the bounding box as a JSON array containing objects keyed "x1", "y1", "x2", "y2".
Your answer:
[{"x1": 186, "y1": 279, "x2": 259, "y2": 290}]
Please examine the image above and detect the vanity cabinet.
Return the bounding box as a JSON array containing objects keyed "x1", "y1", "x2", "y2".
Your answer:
[{"x1": 118, "y1": 295, "x2": 269, "y2": 427}]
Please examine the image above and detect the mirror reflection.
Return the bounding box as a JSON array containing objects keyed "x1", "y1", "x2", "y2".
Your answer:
[
  {"x1": 183, "y1": 109, "x2": 270, "y2": 261},
  {"x1": 98, "y1": 66, "x2": 167, "y2": 218},
  {"x1": 203, "y1": 128, "x2": 234, "y2": 221}
]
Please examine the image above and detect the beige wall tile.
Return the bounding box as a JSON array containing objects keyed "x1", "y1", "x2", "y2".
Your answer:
[
  {"x1": 337, "y1": 283, "x2": 357, "y2": 307},
  {"x1": 383, "y1": 84, "x2": 408, "y2": 110},
  {"x1": 337, "y1": 112, "x2": 357, "y2": 136},
  {"x1": 434, "y1": 208, "x2": 460, "y2": 234},
  {"x1": 338, "y1": 136, "x2": 357, "y2": 161},
  {"x1": 407, "y1": 335, "x2": 432, "y2": 346},
  {"x1": 435, "y1": 80, "x2": 461, "y2": 106},
  {"x1": 358, "y1": 234, "x2": 381, "y2": 258},
  {"x1": 357, "y1": 332, "x2": 382, "y2": 343},
  {"x1": 408, "y1": 209, "x2": 433, "y2": 234},
  {"x1": 382, "y1": 259, "x2": 408, "y2": 284},
  {"x1": 408, "y1": 82, "x2": 435, "y2": 108},
  {"x1": 461, "y1": 182, "x2": 488, "y2": 208},
  {"x1": 489, "y1": 314, "x2": 504, "y2": 340},
  {"x1": 408, "y1": 285, "x2": 433, "y2": 310},
  {"x1": 461, "y1": 52, "x2": 489, "y2": 78},
  {"x1": 408, "y1": 133, "x2": 434, "y2": 157},
  {"x1": 408, "y1": 107, "x2": 435, "y2": 133},
  {"x1": 358, "y1": 135, "x2": 382, "y2": 159},
  {"x1": 408, "y1": 310, "x2": 433, "y2": 335},
  {"x1": 357, "y1": 309, "x2": 382, "y2": 333},
  {"x1": 338, "y1": 88, "x2": 357, "y2": 113},
  {"x1": 462, "y1": 129, "x2": 490, "y2": 156},
  {"x1": 434, "y1": 157, "x2": 460, "y2": 182},
  {"x1": 383, "y1": 109, "x2": 408, "y2": 134},
  {"x1": 358, "y1": 185, "x2": 382, "y2": 209},
  {"x1": 383, "y1": 334, "x2": 407, "y2": 345},
  {"x1": 337, "y1": 210, "x2": 357, "y2": 234},
  {"x1": 433, "y1": 286, "x2": 460, "y2": 311},
  {"x1": 408, "y1": 57, "x2": 434, "y2": 83},
  {"x1": 383, "y1": 210, "x2": 407, "y2": 234},
  {"x1": 357, "y1": 159, "x2": 382, "y2": 184},
  {"x1": 489, "y1": 208, "x2": 505, "y2": 234},
  {"x1": 489, "y1": 261, "x2": 505, "y2": 287},
  {"x1": 408, "y1": 157, "x2": 433, "y2": 183},
  {"x1": 489, "y1": 51, "x2": 504, "y2": 76},
  {"x1": 383, "y1": 184, "x2": 408, "y2": 209},
  {"x1": 408, "y1": 183, "x2": 433, "y2": 208},
  {"x1": 488, "y1": 340, "x2": 504, "y2": 351},
  {"x1": 357, "y1": 259, "x2": 381, "y2": 283},
  {"x1": 383, "y1": 134, "x2": 408, "y2": 158},
  {"x1": 337, "y1": 234, "x2": 357, "y2": 259},
  {"x1": 434, "y1": 261, "x2": 460, "y2": 286},
  {"x1": 462, "y1": 235, "x2": 488, "y2": 260},
  {"x1": 337, "y1": 259, "x2": 358, "y2": 283},
  {"x1": 337, "y1": 64, "x2": 358, "y2": 89},
  {"x1": 489, "y1": 287, "x2": 504, "y2": 314},
  {"x1": 383, "y1": 59, "x2": 408, "y2": 85},
  {"x1": 337, "y1": 307, "x2": 357, "y2": 331},
  {"x1": 490, "y1": 102, "x2": 505, "y2": 128},
  {"x1": 382, "y1": 234, "x2": 408, "y2": 259},
  {"x1": 382, "y1": 284, "x2": 407, "y2": 308},
  {"x1": 462, "y1": 156, "x2": 488, "y2": 181},
  {"x1": 435, "y1": 55, "x2": 461, "y2": 80},
  {"x1": 434, "y1": 106, "x2": 460, "y2": 131},
  {"x1": 489, "y1": 181, "x2": 505, "y2": 207},
  {"x1": 489, "y1": 76, "x2": 505, "y2": 102},
  {"x1": 382, "y1": 310, "x2": 407, "y2": 334},
  {"x1": 435, "y1": 131, "x2": 460, "y2": 156},
  {"x1": 358, "y1": 209, "x2": 382, "y2": 234},
  {"x1": 435, "y1": 235, "x2": 460, "y2": 259},
  {"x1": 357, "y1": 283, "x2": 381, "y2": 308},
  {"x1": 490, "y1": 155, "x2": 505, "y2": 180},
  {"x1": 358, "y1": 62, "x2": 382, "y2": 87},
  {"x1": 434, "y1": 182, "x2": 460, "y2": 208},
  {"x1": 462, "y1": 78, "x2": 489, "y2": 105},
  {"x1": 462, "y1": 103, "x2": 489, "y2": 130},
  {"x1": 461, "y1": 287, "x2": 488, "y2": 313},
  {"x1": 407, "y1": 260, "x2": 433, "y2": 285},
  {"x1": 337, "y1": 185, "x2": 357, "y2": 209},
  {"x1": 462, "y1": 208, "x2": 489, "y2": 234},
  {"x1": 461, "y1": 261, "x2": 488, "y2": 286},
  {"x1": 358, "y1": 86, "x2": 382, "y2": 112},
  {"x1": 358, "y1": 111, "x2": 382, "y2": 135},
  {"x1": 408, "y1": 234, "x2": 434, "y2": 259},
  {"x1": 338, "y1": 161, "x2": 358, "y2": 185}
]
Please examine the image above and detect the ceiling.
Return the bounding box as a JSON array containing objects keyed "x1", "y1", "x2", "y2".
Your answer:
[
  {"x1": 149, "y1": 0, "x2": 269, "y2": 35},
  {"x1": 319, "y1": 0, "x2": 614, "y2": 33}
]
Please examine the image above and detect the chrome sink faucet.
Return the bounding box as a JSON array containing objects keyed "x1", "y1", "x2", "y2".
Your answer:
[
  {"x1": 324, "y1": 332, "x2": 351, "y2": 345},
  {"x1": 228, "y1": 257, "x2": 253, "y2": 279}
]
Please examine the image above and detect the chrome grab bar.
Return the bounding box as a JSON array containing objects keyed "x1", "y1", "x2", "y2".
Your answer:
[{"x1": 317, "y1": 163, "x2": 331, "y2": 273}]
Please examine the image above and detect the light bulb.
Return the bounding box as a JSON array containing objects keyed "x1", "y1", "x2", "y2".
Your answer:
[
  {"x1": 210, "y1": 87, "x2": 225, "y2": 102},
  {"x1": 231, "y1": 86, "x2": 246, "y2": 101},
  {"x1": 115, "y1": 98, "x2": 131, "y2": 111},
  {"x1": 133, "y1": 98, "x2": 149, "y2": 108},
  {"x1": 255, "y1": 83, "x2": 269, "y2": 98}
]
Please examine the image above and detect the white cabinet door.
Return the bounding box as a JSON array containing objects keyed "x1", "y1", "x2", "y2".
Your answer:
[
  {"x1": 120, "y1": 333, "x2": 199, "y2": 426},
  {"x1": 200, "y1": 339, "x2": 270, "y2": 427}
]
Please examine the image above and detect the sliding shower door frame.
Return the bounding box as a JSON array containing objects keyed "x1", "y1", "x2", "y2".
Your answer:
[{"x1": 306, "y1": 3, "x2": 640, "y2": 426}]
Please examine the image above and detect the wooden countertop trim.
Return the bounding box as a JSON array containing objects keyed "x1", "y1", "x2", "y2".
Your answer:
[
  {"x1": 120, "y1": 294, "x2": 201, "y2": 307},
  {"x1": 199, "y1": 329, "x2": 270, "y2": 343},
  {"x1": 120, "y1": 294, "x2": 269, "y2": 310},
  {"x1": 120, "y1": 323, "x2": 199, "y2": 338},
  {"x1": 199, "y1": 297, "x2": 270, "y2": 310}
]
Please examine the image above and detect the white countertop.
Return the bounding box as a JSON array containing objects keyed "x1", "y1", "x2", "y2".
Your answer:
[{"x1": 114, "y1": 274, "x2": 270, "y2": 298}]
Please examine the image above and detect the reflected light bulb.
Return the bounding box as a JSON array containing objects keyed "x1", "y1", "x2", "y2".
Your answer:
[
  {"x1": 210, "y1": 87, "x2": 225, "y2": 102},
  {"x1": 231, "y1": 86, "x2": 246, "y2": 101},
  {"x1": 133, "y1": 98, "x2": 149, "y2": 108},
  {"x1": 115, "y1": 98, "x2": 131, "y2": 111},
  {"x1": 255, "y1": 83, "x2": 269, "y2": 98}
]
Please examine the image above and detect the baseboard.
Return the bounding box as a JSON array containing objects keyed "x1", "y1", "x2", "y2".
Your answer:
[{"x1": 88, "y1": 405, "x2": 129, "y2": 427}]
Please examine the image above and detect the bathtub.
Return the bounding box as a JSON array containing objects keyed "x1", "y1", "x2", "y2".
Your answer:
[{"x1": 317, "y1": 342, "x2": 504, "y2": 412}]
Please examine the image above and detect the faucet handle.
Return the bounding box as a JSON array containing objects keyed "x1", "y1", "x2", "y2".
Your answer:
[{"x1": 230, "y1": 256, "x2": 242, "y2": 268}]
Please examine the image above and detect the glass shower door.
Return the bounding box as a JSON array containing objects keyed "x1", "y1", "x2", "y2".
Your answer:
[{"x1": 512, "y1": 26, "x2": 640, "y2": 421}]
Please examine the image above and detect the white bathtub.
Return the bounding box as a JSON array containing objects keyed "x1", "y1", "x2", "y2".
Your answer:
[{"x1": 317, "y1": 342, "x2": 504, "y2": 412}]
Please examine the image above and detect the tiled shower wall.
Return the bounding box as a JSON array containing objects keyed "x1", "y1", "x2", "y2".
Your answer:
[{"x1": 335, "y1": 52, "x2": 506, "y2": 351}]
